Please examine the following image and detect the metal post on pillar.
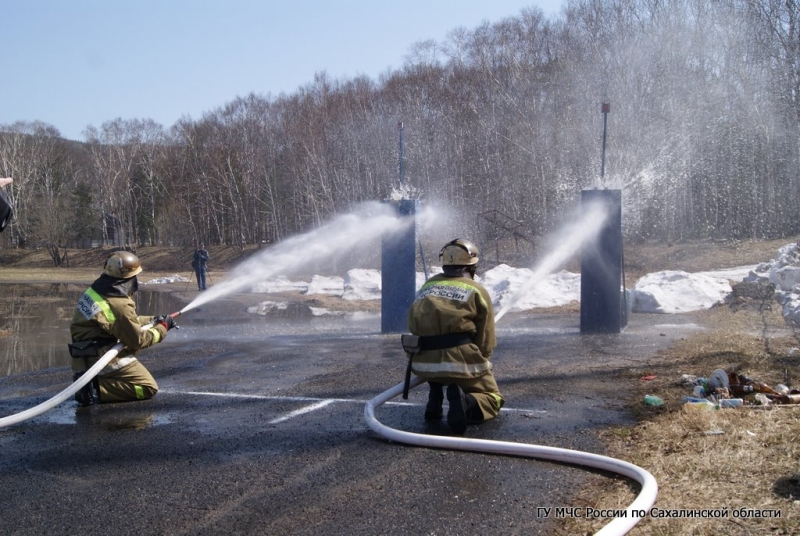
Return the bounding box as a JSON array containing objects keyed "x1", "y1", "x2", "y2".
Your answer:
[
  {"x1": 580, "y1": 189, "x2": 625, "y2": 334},
  {"x1": 600, "y1": 103, "x2": 610, "y2": 186},
  {"x1": 397, "y1": 121, "x2": 404, "y2": 186},
  {"x1": 381, "y1": 199, "x2": 417, "y2": 333}
]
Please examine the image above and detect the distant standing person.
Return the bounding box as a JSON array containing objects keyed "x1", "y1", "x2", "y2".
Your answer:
[
  {"x1": 406, "y1": 238, "x2": 505, "y2": 435},
  {"x1": 192, "y1": 242, "x2": 210, "y2": 290}
]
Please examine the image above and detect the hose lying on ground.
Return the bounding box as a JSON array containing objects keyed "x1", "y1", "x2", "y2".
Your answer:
[
  {"x1": 0, "y1": 313, "x2": 180, "y2": 429},
  {"x1": 0, "y1": 343, "x2": 123, "y2": 429},
  {"x1": 364, "y1": 375, "x2": 658, "y2": 536}
]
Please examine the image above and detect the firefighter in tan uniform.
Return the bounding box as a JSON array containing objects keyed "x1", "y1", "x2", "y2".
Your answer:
[
  {"x1": 407, "y1": 238, "x2": 504, "y2": 434},
  {"x1": 69, "y1": 251, "x2": 177, "y2": 406}
]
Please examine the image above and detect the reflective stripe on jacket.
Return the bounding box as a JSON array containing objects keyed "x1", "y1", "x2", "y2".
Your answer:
[
  {"x1": 70, "y1": 282, "x2": 165, "y2": 368},
  {"x1": 407, "y1": 273, "x2": 496, "y2": 380}
]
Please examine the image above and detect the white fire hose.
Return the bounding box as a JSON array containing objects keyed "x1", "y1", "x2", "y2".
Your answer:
[
  {"x1": 0, "y1": 314, "x2": 173, "y2": 429},
  {"x1": 364, "y1": 375, "x2": 658, "y2": 536},
  {"x1": 2, "y1": 317, "x2": 657, "y2": 534},
  {"x1": 0, "y1": 342, "x2": 123, "y2": 428}
]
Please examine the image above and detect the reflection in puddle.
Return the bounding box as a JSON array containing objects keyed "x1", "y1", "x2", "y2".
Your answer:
[
  {"x1": 0, "y1": 284, "x2": 186, "y2": 377},
  {"x1": 1, "y1": 282, "x2": 383, "y2": 378},
  {"x1": 41, "y1": 403, "x2": 175, "y2": 428}
]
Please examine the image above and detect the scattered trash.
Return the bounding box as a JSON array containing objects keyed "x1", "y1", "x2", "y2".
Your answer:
[
  {"x1": 680, "y1": 374, "x2": 710, "y2": 396},
  {"x1": 643, "y1": 394, "x2": 664, "y2": 407},
  {"x1": 639, "y1": 374, "x2": 656, "y2": 381},
  {"x1": 678, "y1": 369, "x2": 800, "y2": 409},
  {"x1": 746, "y1": 430, "x2": 757, "y2": 437},
  {"x1": 780, "y1": 394, "x2": 800, "y2": 404},
  {"x1": 709, "y1": 369, "x2": 729, "y2": 389},
  {"x1": 679, "y1": 374, "x2": 699, "y2": 386},
  {"x1": 684, "y1": 398, "x2": 715, "y2": 412},
  {"x1": 704, "y1": 429, "x2": 725, "y2": 435}
]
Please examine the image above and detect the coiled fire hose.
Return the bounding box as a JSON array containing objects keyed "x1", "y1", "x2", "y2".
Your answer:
[
  {"x1": 0, "y1": 312, "x2": 181, "y2": 429},
  {"x1": 364, "y1": 375, "x2": 658, "y2": 536}
]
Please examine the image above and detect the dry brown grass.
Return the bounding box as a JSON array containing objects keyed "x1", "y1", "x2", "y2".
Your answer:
[
  {"x1": 561, "y1": 303, "x2": 800, "y2": 535},
  {"x1": 0, "y1": 244, "x2": 273, "y2": 272}
]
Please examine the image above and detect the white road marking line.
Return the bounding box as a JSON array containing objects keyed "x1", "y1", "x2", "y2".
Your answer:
[
  {"x1": 269, "y1": 399, "x2": 335, "y2": 424},
  {"x1": 166, "y1": 390, "x2": 545, "y2": 414}
]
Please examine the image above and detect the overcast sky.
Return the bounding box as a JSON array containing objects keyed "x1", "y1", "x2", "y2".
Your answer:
[{"x1": 1, "y1": 1, "x2": 564, "y2": 141}]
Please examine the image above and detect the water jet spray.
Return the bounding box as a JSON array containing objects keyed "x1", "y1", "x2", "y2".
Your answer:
[
  {"x1": 494, "y1": 199, "x2": 610, "y2": 322},
  {"x1": 367, "y1": 189, "x2": 652, "y2": 534}
]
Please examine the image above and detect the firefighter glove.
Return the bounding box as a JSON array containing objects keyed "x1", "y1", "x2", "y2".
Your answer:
[{"x1": 156, "y1": 314, "x2": 178, "y2": 331}]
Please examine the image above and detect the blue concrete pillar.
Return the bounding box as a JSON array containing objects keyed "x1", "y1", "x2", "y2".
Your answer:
[
  {"x1": 381, "y1": 199, "x2": 417, "y2": 333},
  {"x1": 580, "y1": 189, "x2": 627, "y2": 333}
]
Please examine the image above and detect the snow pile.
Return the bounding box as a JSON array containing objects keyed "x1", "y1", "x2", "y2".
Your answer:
[
  {"x1": 306, "y1": 274, "x2": 345, "y2": 296},
  {"x1": 143, "y1": 274, "x2": 189, "y2": 285},
  {"x1": 342, "y1": 269, "x2": 381, "y2": 301},
  {"x1": 251, "y1": 276, "x2": 307, "y2": 294},
  {"x1": 742, "y1": 242, "x2": 800, "y2": 325},
  {"x1": 631, "y1": 271, "x2": 733, "y2": 314},
  {"x1": 150, "y1": 243, "x2": 800, "y2": 320},
  {"x1": 247, "y1": 301, "x2": 289, "y2": 315},
  {"x1": 481, "y1": 265, "x2": 580, "y2": 312}
]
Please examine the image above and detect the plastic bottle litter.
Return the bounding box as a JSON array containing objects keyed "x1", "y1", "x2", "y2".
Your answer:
[
  {"x1": 692, "y1": 385, "x2": 707, "y2": 397},
  {"x1": 717, "y1": 398, "x2": 744, "y2": 409},
  {"x1": 775, "y1": 384, "x2": 790, "y2": 395},
  {"x1": 709, "y1": 369, "x2": 729, "y2": 389},
  {"x1": 683, "y1": 397, "x2": 715, "y2": 411},
  {"x1": 643, "y1": 395, "x2": 664, "y2": 407},
  {"x1": 754, "y1": 393, "x2": 772, "y2": 406}
]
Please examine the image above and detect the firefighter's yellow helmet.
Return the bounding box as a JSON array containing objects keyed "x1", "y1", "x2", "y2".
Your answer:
[
  {"x1": 440, "y1": 238, "x2": 479, "y2": 266},
  {"x1": 104, "y1": 251, "x2": 143, "y2": 279}
]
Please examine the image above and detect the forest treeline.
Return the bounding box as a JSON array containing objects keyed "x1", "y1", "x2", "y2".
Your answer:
[{"x1": 2, "y1": 0, "x2": 799, "y2": 266}]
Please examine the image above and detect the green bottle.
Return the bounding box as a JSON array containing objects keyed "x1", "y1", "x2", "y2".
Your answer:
[{"x1": 643, "y1": 394, "x2": 664, "y2": 407}]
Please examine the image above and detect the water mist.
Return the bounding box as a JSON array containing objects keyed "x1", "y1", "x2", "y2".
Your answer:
[
  {"x1": 180, "y1": 201, "x2": 441, "y2": 315},
  {"x1": 494, "y1": 199, "x2": 609, "y2": 322}
]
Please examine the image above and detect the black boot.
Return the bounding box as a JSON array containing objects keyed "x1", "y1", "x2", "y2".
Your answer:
[
  {"x1": 73, "y1": 372, "x2": 98, "y2": 407},
  {"x1": 425, "y1": 382, "x2": 444, "y2": 420},
  {"x1": 464, "y1": 393, "x2": 484, "y2": 425},
  {"x1": 446, "y1": 384, "x2": 468, "y2": 434}
]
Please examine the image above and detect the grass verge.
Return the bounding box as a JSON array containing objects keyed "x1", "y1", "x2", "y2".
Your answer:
[{"x1": 559, "y1": 299, "x2": 800, "y2": 535}]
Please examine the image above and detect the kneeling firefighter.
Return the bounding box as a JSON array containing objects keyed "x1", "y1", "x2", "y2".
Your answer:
[
  {"x1": 69, "y1": 251, "x2": 177, "y2": 406},
  {"x1": 405, "y1": 238, "x2": 505, "y2": 434}
]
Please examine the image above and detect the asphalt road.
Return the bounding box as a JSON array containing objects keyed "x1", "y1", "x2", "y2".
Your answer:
[{"x1": 0, "y1": 300, "x2": 702, "y2": 535}]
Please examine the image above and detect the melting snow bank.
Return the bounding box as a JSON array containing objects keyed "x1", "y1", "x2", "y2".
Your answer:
[
  {"x1": 482, "y1": 265, "x2": 581, "y2": 313},
  {"x1": 233, "y1": 263, "x2": 765, "y2": 317},
  {"x1": 143, "y1": 274, "x2": 190, "y2": 285},
  {"x1": 742, "y1": 242, "x2": 800, "y2": 325},
  {"x1": 631, "y1": 271, "x2": 733, "y2": 314},
  {"x1": 148, "y1": 242, "x2": 800, "y2": 322}
]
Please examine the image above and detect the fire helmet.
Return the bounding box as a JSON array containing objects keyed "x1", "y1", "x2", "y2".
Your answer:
[
  {"x1": 440, "y1": 239, "x2": 479, "y2": 266},
  {"x1": 104, "y1": 251, "x2": 143, "y2": 279}
]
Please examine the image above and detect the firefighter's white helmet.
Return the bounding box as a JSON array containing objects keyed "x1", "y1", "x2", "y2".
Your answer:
[{"x1": 440, "y1": 238, "x2": 479, "y2": 266}]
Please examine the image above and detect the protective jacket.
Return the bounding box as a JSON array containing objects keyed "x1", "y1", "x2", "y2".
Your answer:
[
  {"x1": 70, "y1": 274, "x2": 166, "y2": 372},
  {"x1": 407, "y1": 273, "x2": 497, "y2": 380}
]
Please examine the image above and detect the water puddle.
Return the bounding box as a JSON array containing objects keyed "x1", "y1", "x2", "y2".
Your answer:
[
  {"x1": 39, "y1": 403, "x2": 176, "y2": 428},
  {"x1": 0, "y1": 283, "x2": 186, "y2": 376}
]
